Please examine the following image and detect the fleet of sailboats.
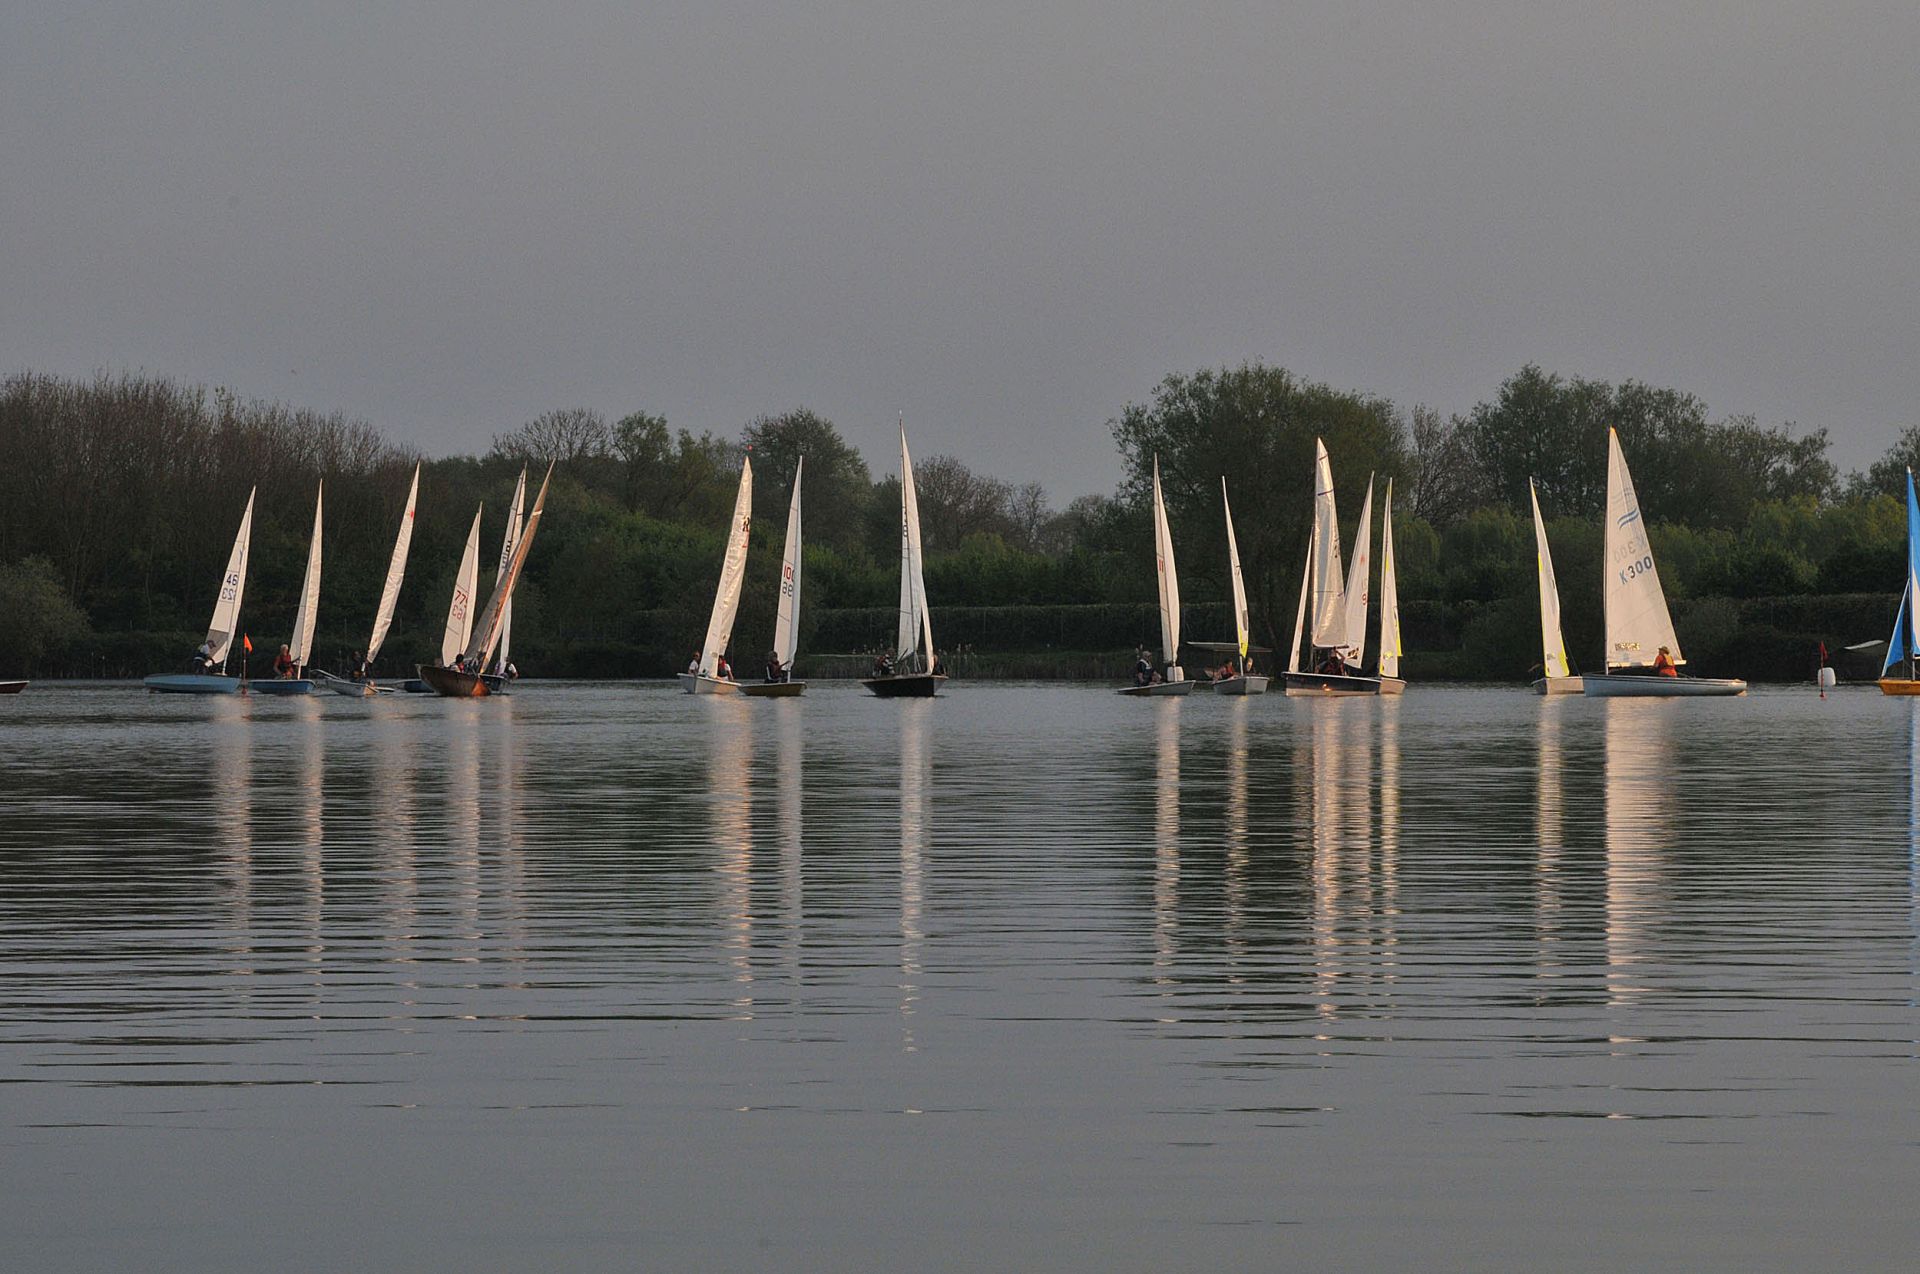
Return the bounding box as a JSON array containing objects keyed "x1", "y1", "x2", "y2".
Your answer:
[
  {"x1": 417, "y1": 463, "x2": 554, "y2": 697},
  {"x1": 864, "y1": 422, "x2": 946, "y2": 698}
]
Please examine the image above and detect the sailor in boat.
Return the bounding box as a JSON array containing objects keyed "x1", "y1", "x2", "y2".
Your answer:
[
  {"x1": 872, "y1": 652, "x2": 894, "y2": 678},
  {"x1": 764, "y1": 651, "x2": 787, "y2": 683},
  {"x1": 503, "y1": 661, "x2": 518, "y2": 683},
  {"x1": 190, "y1": 642, "x2": 216, "y2": 674},
  {"x1": 273, "y1": 644, "x2": 296, "y2": 679},
  {"x1": 932, "y1": 651, "x2": 948, "y2": 677},
  {"x1": 348, "y1": 650, "x2": 369, "y2": 682},
  {"x1": 687, "y1": 653, "x2": 700, "y2": 675},
  {"x1": 716, "y1": 655, "x2": 734, "y2": 681},
  {"x1": 1653, "y1": 646, "x2": 1678, "y2": 678},
  {"x1": 1133, "y1": 646, "x2": 1158, "y2": 688}
]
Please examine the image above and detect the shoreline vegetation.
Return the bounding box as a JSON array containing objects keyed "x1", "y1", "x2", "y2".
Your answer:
[{"x1": 3, "y1": 365, "x2": 1913, "y2": 684}]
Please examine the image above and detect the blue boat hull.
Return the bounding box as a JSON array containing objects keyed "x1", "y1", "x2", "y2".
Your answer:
[
  {"x1": 251, "y1": 679, "x2": 314, "y2": 696},
  {"x1": 144, "y1": 673, "x2": 245, "y2": 695}
]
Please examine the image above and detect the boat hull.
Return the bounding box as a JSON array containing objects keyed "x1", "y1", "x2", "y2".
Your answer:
[
  {"x1": 863, "y1": 673, "x2": 947, "y2": 698},
  {"x1": 416, "y1": 664, "x2": 494, "y2": 697},
  {"x1": 1583, "y1": 674, "x2": 1747, "y2": 697},
  {"x1": 678, "y1": 673, "x2": 743, "y2": 695},
  {"x1": 144, "y1": 673, "x2": 244, "y2": 695},
  {"x1": 1532, "y1": 676, "x2": 1585, "y2": 696},
  {"x1": 250, "y1": 679, "x2": 314, "y2": 696},
  {"x1": 1118, "y1": 680, "x2": 1195, "y2": 696},
  {"x1": 1878, "y1": 678, "x2": 1920, "y2": 696},
  {"x1": 314, "y1": 671, "x2": 393, "y2": 697},
  {"x1": 1376, "y1": 675, "x2": 1407, "y2": 696},
  {"x1": 1281, "y1": 671, "x2": 1382, "y2": 696},
  {"x1": 1211, "y1": 675, "x2": 1270, "y2": 696},
  {"x1": 738, "y1": 680, "x2": 806, "y2": 697},
  {"x1": 0, "y1": 680, "x2": 27, "y2": 694}
]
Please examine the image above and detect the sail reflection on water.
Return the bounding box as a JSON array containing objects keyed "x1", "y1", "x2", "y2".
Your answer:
[
  {"x1": 899, "y1": 700, "x2": 930, "y2": 1052},
  {"x1": 1223, "y1": 697, "x2": 1249, "y2": 981},
  {"x1": 374, "y1": 702, "x2": 419, "y2": 978},
  {"x1": 1603, "y1": 699, "x2": 1670, "y2": 1009},
  {"x1": 299, "y1": 699, "x2": 325, "y2": 982},
  {"x1": 214, "y1": 696, "x2": 254, "y2": 973},
  {"x1": 448, "y1": 710, "x2": 482, "y2": 962},
  {"x1": 708, "y1": 700, "x2": 755, "y2": 1018},
  {"x1": 777, "y1": 702, "x2": 803, "y2": 979},
  {"x1": 1151, "y1": 700, "x2": 1181, "y2": 993},
  {"x1": 1534, "y1": 698, "x2": 1566, "y2": 976}
]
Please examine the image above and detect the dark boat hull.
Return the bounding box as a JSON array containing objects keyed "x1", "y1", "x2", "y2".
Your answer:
[
  {"x1": 416, "y1": 664, "x2": 492, "y2": 697},
  {"x1": 1281, "y1": 671, "x2": 1382, "y2": 696},
  {"x1": 862, "y1": 673, "x2": 947, "y2": 698},
  {"x1": 0, "y1": 680, "x2": 27, "y2": 694}
]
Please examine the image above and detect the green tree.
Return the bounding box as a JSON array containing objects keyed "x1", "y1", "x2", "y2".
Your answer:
[
  {"x1": 0, "y1": 556, "x2": 89, "y2": 672},
  {"x1": 739, "y1": 409, "x2": 873, "y2": 553}
]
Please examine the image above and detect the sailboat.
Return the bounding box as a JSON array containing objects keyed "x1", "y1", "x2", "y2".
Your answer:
[
  {"x1": 1196, "y1": 477, "x2": 1269, "y2": 694},
  {"x1": 1584, "y1": 429, "x2": 1745, "y2": 696},
  {"x1": 255, "y1": 482, "x2": 324, "y2": 696},
  {"x1": 145, "y1": 488, "x2": 256, "y2": 694},
  {"x1": 679, "y1": 454, "x2": 754, "y2": 694},
  {"x1": 1120, "y1": 455, "x2": 1193, "y2": 695},
  {"x1": 740, "y1": 458, "x2": 807, "y2": 698},
  {"x1": 1877, "y1": 469, "x2": 1920, "y2": 694},
  {"x1": 417, "y1": 463, "x2": 554, "y2": 697},
  {"x1": 1282, "y1": 440, "x2": 1381, "y2": 695},
  {"x1": 427, "y1": 505, "x2": 484, "y2": 677},
  {"x1": 1376, "y1": 478, "x2": 1406, "y2": 694},
  {"x1": 864, "y1": 421, "x2": 947, "y2": 698},
  {"x1": 1528, "y1": 479, "x2": 1581, "y2": 694},
  {"x1": 318, "y1": 463, "x2": 420, "y2": 697}
]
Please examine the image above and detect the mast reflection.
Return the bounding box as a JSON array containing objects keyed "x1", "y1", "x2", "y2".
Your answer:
[
  {"x1": 1152, "y1": 699, "x2": 1181, "y2": 991},
  {"x1": 899, "y1": 700, "x2": 930, "y2": 1052},
  {"x1": 777, "y1": 702, "x2": 803, "y2": 979},
  {"x1": 1534, "y1": 698, "x2": 1566, "y2": 980},
  {"x1": 214, "y1": 695, "x2": 254, "y2": 972},
  {"x1": 708, "y1": 700, "x2": 755, "y2": 1019},
  {"x1": 1222, "y1": 698, "x2": 1249, "y2": 982},
  {"x1": 1603, "y1": 700, "x2": 1670, "y2": 1010}
]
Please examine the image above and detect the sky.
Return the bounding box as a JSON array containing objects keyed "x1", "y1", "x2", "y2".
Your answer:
[{"x1": 5, "y1": 2, "x2": 1918, "y2": 499}]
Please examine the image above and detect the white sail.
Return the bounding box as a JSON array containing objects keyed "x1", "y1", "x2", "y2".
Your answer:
[
  {"x1": 440, "y1": 505, "x2": 483, "y2": 667},
  {"x1": 1308, "y1": 439, "x2": 1347, "y2": 651},
  {"x1": 287, "y1": 482, "x2": 322, "y2": 670},
  {"x1": 700, "y1": 456, "x2": 754, "y2": 676},
  {"x1": 897, "y1": 423, "x2": 935, "y2": 668},
  {"x1": 466, "y1": 464, "x2": 553, "y2": 669},
  {"x1": 1287, "y1": 521, "x2": 1314, "y2": 674},
  {"x1": 1379, "y1": 479, "x2": 1402, "y2": 679},
  {"x1": 1602, "y1": 429, "x2": 1682, "y2": 668},
  {"x1": 1223, "y1": 478, "x2": 1250, "y2": 661},
  {"x1": 366, "y1": 463, "x2": 420, "y2": 665},
  {"x1": 492, "y1": 466, "x2": 526, "y2": 676},
  {"x1": 773, "y1": 457, "x2": 803, "y2": 668},
  {"x1": 1530, "y1": 479, "x2": 1571, "y2": 679},
  {"x1": 205, "y1": 488, "x2": 256, "y2": 670},
  {"x1": 1151, "y1": 456, "x2": 1182, "y2": 668},
  {"x1": 1341, "y1": 475, "x2": 1375, "y2": 667}
]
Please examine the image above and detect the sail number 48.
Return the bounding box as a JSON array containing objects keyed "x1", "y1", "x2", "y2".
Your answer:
[{"x1": 1619, "y1": 555, "x2": 1653, "y2": 584}]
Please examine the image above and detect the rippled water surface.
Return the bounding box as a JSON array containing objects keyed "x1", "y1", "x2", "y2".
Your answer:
[{"x1": 3, "y1": 681, "x2": 1918, "y2": 1270}]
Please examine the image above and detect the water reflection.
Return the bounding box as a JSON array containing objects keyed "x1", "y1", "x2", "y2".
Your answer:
[
  {"x1": 898, "y1": 701, "x2": 929, "y2": 1051},
  {"x1": 1534, "y1": 698, "x2": 1565, "y2": 975},
  {"x1": 214, "y1": 696, "x2": 253, "y2": 972},
  {"x1": 709, "y1": 701, "x2": 754, "y2": 1018},
  {"x1": 1223, "y1": 698, "x2": 1248, "y2": 978},
  {"x1": 1603, "y1": 699, "x2": 1670, "y2": 1009},
  {"x1": 1152, "y1": 701, "x2": 1180, "y2": 989}
]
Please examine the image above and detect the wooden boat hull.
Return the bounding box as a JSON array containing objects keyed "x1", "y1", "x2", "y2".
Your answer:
[
  {"x1": 678, "y1": 672, "x2": 742, "y2": 695},
  {"x1": 144, "y1": 673, "x2": 244, "y2": 695},
  {"x1": 1583, "y1": 674, "x2": 1747, "y2": 697},
  {"x1": 0, "y1": 680, "x2": 27, "y2": 694},
  {"x1": 1118, "y1": 680, "x2": 1195, "y2": 696},
  {"x1": 1281, "y1": 671, "x2": 1382, "y2": 696},
  {"x1": 416, "y1": 664, "x2": 494, "y2": 697},
  {"x1": 1376, "y1": 675, "x2": 1407, "y2": 696},
  {"x1": 738, "y1": 680, "x2": 806, "y2": 697},
  {"x1": 1211, "y1": 675, "x2": 1270, "y2": 696},
  {"x1": 1532, "y1": 676, "x2": 1585, "y2": 695},
  {"x1": 1878, "y1": 678, "x2": 1920, "y2": 696},
  {"x1": 250, "y1": 679, "x2": 314, "y2": 696},
  {"x1": 863, "y1": 673, "x2": 947, "y2": 698}
]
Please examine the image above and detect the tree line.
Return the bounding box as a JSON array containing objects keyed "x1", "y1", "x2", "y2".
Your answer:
[{"x1": 0, "y1": 363, "x2": 1912, "y2": 679}]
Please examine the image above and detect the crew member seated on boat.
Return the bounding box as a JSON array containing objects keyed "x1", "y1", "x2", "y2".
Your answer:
[
  {"x1": 764, "y1": 652, "x2": 786, "y2": 683},
  {"x1": 1133, "y1": 647, "x2": 1155, "y2": 687},
  {"x1": 687, "y1": 653, "x2": 700, "y2": 675},
  {"x1": 273, "y1": 644, "x2": 296, "y2": 678},
  {"x1": 1653, "y1": 646, "x2": 1678, "y2": 677},
  {"x1": 872, "y1": 652, "x2": 894, "y2": 678},
  {"x1": 348, "y1": 650, "x2": 369, "y2": 681},
  {"x1": 1213, "y1": 659, "x2": 1236, "y2": 682},
  {"x1": 716, "y1": 655, "x2": 733, "y2": 680},
  {"x1": 1316, "y1": 652, "x2": 1348, "y2": 677},
  {"x1": 190, "y1": 642, "x2": 216, "y2": 674},
  {"x1": 504, "y1": 661, "x2": 518, "y2": 682},
  {"x1": 932, "y1": 651, "x2": 947, "y2": 677}
]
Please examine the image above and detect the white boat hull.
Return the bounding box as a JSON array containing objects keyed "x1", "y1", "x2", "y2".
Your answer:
[
  {"x1": 1376, "y1": 675, "x2": 1407, "y2": 696},
  {"x1": 314, "y1": 671, "x2": 393, "y2": 697},
  {"x1": 1210, "y1": 675, "x2": 1270, "y2": 695},
  {"x1": 1532, "y1": 676, "x2": 1585, "y2": 696},
  {"x1": 678, "y1": 673, "x2": 743, "y2": 695},
  {"x1": 1582, "y1": 674, "x2": 1746, "y2": 697},
  {"x1": 1119, "y1": 680, "x2": 1196, "y2": 696}
]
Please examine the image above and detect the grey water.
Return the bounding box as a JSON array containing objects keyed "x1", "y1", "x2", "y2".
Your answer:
[{"x1": 2, "y1": 682, "x2": 1918, "y2": 1271}]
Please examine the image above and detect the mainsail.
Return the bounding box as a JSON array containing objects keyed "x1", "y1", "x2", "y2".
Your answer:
[
  {"x1": 1151, "y1": 456, "x2": 1182, "y2": 668},
  {"x1": 1530, "y1": 479, "x2": 1571, "y2": 680},
  {"x1": 1341, "y1": 474, "x2": 1375, "y2": 667},
  {"x1": 1883, "y1": 469, "x2": 1920, "y2": 675},
  {"x1": 1602, "y1": 430, "x2": 1682, "y2": 669},
  {"x1": 463, "y1": 464, "x2": 553, "y2": 669},
  {"x1": 288, "y1": 483, "x2": 322, "y2": 671},
  {"x1": 1308, "y1": 439, "x2": 1347, "y2": 651},
  {"x1": 366, "y1": 464, "x2": 420, "y2": 665},
  {"x1": 1379, "y1": 479, "x2": 1402, "y2": 679},
  {"x1": 1223, "y1": 477, "x2": 1250, "y2": 662},
  {"x1": 492, "y1": 466, "x2": 527, "y2": 676},
  {"x1": 205, "y1": 488, "x2": 256, "y2": 671},
  {"x1": 773, "y1": 457, "x2": 803, "y2": 670},
  {"x1": 440, "y1": 505, "x2": 483, "y2": 667},
  {"x1": 1287, "y1": 522, "x2": 1314, "y2": 674},
  {"x1": 699, "y1": 456, "x2": 754, "y2": 677},
  {"x1": 896, "y1": 423, "x2": 934, "y2": 669}
]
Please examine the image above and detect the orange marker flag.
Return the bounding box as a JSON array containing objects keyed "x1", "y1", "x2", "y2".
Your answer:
[{"x1": 243, "y1": 633, "x2": 253, "y2": 654}]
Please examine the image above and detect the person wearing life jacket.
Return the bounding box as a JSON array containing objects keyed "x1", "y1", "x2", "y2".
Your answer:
[
  {"x1": 273, "y1": 644, "x2": 296, "y2": 678},
  {"x1": 1653, "y1": 646, "x2": 1678, "y2": 677}
]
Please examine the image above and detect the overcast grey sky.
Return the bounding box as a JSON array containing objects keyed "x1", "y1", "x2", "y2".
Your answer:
[{"x1": 4, "y1": 2, "x2": 1917, "y2": 497}]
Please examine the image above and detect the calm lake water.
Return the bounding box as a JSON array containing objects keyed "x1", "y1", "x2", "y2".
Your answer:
[{"x1": 2, "y1": 681, "x2": 1917, "y2": 1270}]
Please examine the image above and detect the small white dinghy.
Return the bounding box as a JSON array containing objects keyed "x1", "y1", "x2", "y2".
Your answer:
[
  {"x1": 255, "y1": 481, "x2": 324, "y2": 697},
  {"x1": 864, "y1": 422, "x2": 948, "y2": 697},
  {"x1": 1583, "y1": 431, "x2": 1744, "y2": 697},
  {"x1": 740, "y1": 458, "x2": 807, "y2": 697},
  {"x1": 145, "y1": 488, "x2": 254, "y2": 695},
  {"x1": 1375, "y1": 479, "x2": 1406, "y2": 694},
  {"x1": 328, "y1": 464, "x2": 420, "y2": 697},
  {"x1": 681, "y1": 453, "x2": 754, "y2": 695},
  {"x1": 1197, "y1": 477, "x2": 1268, "y2": 694},
  {"x1": 1528, "y1": 479, "x2": 1583, "y2": 695},
  {"x1": 1283, "y1": 441, "x2": 1382, "y2": 695},
  {"x1": 1120, "y1": 455, "x2": 1194, "y2": 696}
]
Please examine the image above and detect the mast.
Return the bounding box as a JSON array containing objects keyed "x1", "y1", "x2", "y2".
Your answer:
[
  {"x1": 699, "y1": 456, "x2": 754, "y2": 677},
  {"x1": 1378, "y1": 479, "x2": 1401, "y2": 679},
  {"x1": 1223, "y1": 477, "x2": 1249, "y2": 666},
  {"x1": 206, "y1": 488, "x2": 256, "y2": 674},
  {"x1": 897, "y1": 419, "x2": 934, "y2": 671},
  {"x1": 492, "y1": 466, "x2": 527, "y2": 676},
  {"x1": 441, "y1": 505, "x2": 484, "y2": 667},
  {"x1": 1341, "y1": 474, "x2": 1375, "y2": 669},
  {"x1": 1530, "y1": 479, "x2": 1570, "y2": 680},
  {"x1": 1288, "y1": 520, "x2": 1314, "y2": 674},
  {"x1": 465, "y1": 463, "x2": 554, "y2": 669},
  {"x1": 288, "y1": 482, "x2": 323, "y2": 675},
  {"x1": 1151, "y1": 456, "x2": 1181, "y2": 673},
  {"x1": 772, "y1": 458, "x2": 803, "y2": 670},
  {"x1": 366, "y1": 464, "x2": 420, "y2": 667},
  {"x1": 1308, "y1": 439, "x2": 1347, "y2": 653}
]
